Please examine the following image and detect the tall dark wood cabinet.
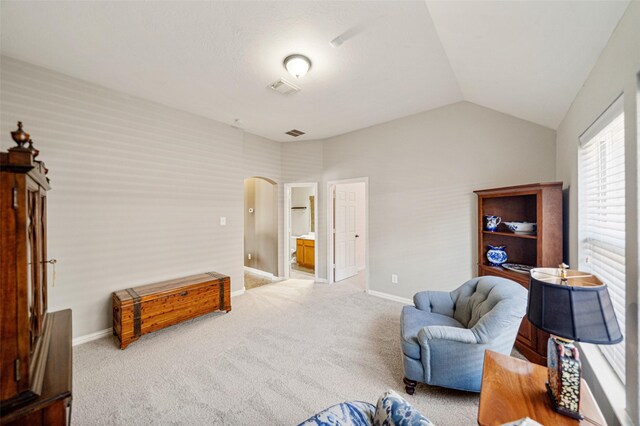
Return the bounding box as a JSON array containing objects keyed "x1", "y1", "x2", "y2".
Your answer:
[
  {"x1": 1, "y1": 122, "x2": 72, "y2": 425},
  {"x1": 474, "y1": 182, "x2": 563, "y2": 365}
]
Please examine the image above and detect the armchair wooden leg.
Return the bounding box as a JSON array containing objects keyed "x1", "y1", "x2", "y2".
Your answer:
[{"x1": 403, "y1": 377, "x2": 417, "y2": 395}]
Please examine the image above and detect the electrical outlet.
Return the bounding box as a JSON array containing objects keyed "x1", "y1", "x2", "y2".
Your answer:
[
  {"x1": 391, "y1": 274, "x2": 398, "y2": 284},
  {"x1": 248, "y1": 253, "x2": 252, "y2": 260}
]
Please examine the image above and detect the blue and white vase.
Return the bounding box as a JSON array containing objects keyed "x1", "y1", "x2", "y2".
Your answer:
[
  {"x1": 485, "y1": 215, "x2": 501, "y2": 232},
  {"x1": 487, "y1": 245, "x2": 507, "y2": 266}
]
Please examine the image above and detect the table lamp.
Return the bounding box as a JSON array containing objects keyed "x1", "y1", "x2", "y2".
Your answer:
[{"x1": 526, "y1": 264, "x2": 623, "y2": 419}]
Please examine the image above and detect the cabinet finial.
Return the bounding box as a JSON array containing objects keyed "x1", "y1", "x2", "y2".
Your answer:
[
  {"x1": 10, "y1": 121, "x2": 30, "y2": 148},
  {"x1": 28, "y1": 139, "x2": 40, "y2": 159}
]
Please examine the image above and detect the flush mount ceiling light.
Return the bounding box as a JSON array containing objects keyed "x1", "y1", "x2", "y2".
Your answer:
[{"x1": 283, "y1": 54, "x2": 311, "y2": 78}]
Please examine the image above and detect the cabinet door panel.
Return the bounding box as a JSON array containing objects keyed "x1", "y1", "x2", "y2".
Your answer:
[
  {"x1": 517, "y1": 316, "x2": 536, "y2": 348},
  {"x1": 39, "y1": 191, "x2": 47, "y2": 314},
  {"x1": 0, "y1": 174, "x2": 22, "y2": 399},
  {"x1": 296, "y1": 240, "x2": 304, "y2": 265},
  {"x1": 26, "y1": 188, "x2": 40, "y2": 348},
  {"x1": 304, "y1": 245, "x2": 314, "y2": 269}
]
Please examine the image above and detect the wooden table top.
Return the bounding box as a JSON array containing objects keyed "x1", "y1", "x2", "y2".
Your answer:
[{"x1": 478, "y1": 350, "x2": 607, "y2": 426}]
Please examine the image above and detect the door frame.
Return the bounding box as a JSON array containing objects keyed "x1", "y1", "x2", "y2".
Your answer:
[
  {"x1": 283, "y1": 182, "x2": 319, "y2": 281},
  {"x1": 327, "y1": 177, "x2": 369, "y2": 291}
]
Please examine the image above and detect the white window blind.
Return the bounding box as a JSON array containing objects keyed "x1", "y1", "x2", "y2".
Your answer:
[{"x1": 578, "y1": 95, "x2": 625, "y2": 383}]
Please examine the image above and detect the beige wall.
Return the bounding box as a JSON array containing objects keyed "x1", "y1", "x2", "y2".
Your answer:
[
  {"x1": 320, "y1": 101, "x2": 556, "y2": 295},
  {"x1": 280, "y1": 103, "x2": 556, "y2": 287},
  {"x1": 0, "y1": 56, "x2": 280, "y2": 338},
  {"x1": 555, "y1": 2, "x2": 640, "y2": 424},
  {"x1": 244, "y1": 178, "x2": 278, "y2": 275}
]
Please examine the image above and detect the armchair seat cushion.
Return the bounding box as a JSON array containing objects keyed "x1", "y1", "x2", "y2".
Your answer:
[{"x1": 401, "y1": 305, "x2": 464, "y2": 360}]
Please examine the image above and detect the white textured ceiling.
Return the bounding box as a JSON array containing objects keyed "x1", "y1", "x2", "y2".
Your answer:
[
  {"x1": 426, "y1": 0, "x2": 630, "y2": 129},
  {"x1": 0, "y1": 1, "x2": 630, "y2": 141}
]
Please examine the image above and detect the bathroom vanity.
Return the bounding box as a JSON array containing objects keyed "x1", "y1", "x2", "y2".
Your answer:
[{"x1": 296, "y1": 237, "x2": 315, "y2": 269}]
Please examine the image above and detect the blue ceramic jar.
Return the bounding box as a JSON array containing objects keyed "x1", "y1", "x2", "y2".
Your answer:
[{"x1": 487, "y1": 245, "x2": 507, "y2": 266}]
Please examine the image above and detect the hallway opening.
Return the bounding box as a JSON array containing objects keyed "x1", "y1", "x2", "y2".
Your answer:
[{"x1": 244, "y1": 177, "x2": 278, "y2": 290}]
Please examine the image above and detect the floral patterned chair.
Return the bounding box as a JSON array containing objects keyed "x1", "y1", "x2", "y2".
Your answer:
[{"x1": 298, "y1": 389, "x2": 433, "y2": 426}]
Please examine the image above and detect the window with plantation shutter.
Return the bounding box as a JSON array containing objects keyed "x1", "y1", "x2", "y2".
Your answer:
[{"x1": 578, "y1": 94, "x2": 625, "y2": 383}]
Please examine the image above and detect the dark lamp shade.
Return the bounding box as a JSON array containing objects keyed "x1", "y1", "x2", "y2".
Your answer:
[{"x1": 527, "y1": 268, "x2": 623, "y2": 344}]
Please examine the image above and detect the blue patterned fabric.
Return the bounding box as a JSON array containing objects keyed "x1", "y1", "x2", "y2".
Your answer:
[
  {"x1": 373, "y1": 390, "x2": 434, "y2": 426},
  {"x1": 401, "y1": 276, "x2": 527, "y2": 392},
  {"x1": 298, "y1": 401, "x2": 376, "y2": 426},
  {"x1": 298, "y1": 391, "x2": 436, "y2": 426}
]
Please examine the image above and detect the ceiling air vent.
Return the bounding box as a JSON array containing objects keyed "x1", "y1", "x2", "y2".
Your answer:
[
  {"x1": 285, "y1": 129, "x2": 305, "y2": 137},
  {"x1": 269, "y1": 78, "x2": 300, "y2": 95}
]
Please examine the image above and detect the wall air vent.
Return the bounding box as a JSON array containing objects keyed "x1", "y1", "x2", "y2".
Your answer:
[
  {"x1": 285, "y1": 129, "x2": 305, "y2": 137},
  {"x1": 269, "y1": 78, "x2": 300, "y2": 95}
]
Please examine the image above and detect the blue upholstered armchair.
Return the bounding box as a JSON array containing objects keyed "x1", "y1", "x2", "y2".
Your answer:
[{"x1": 400, "y1": 276, "x2": 527, "y2": 393}]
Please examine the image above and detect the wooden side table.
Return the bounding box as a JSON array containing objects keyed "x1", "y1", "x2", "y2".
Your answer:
[{"x1": 478, "y1": 350, "x2": 607, "y2": 426}]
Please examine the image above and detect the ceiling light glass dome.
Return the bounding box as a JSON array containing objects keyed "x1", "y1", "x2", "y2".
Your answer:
[{"x1": 284, "y1": 54, "x2": 311, "y2": 78}]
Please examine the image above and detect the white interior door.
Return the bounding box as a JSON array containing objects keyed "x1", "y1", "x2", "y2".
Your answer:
[{"x1": 334, "y1": 185, "x2": 358, "y2": 282}]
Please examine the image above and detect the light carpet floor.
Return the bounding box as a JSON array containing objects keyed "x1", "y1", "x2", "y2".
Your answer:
[
  {"x1": 243, "y1": 271, "x2": 276, "y2": 290},
  {"x1": 74, "y1": 274, "x2": 480, "y2": 425},
  {"x1": 289, "y1": 268, "x2": 315, "y2": 280}
]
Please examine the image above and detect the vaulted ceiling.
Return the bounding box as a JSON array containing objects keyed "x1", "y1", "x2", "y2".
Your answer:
[{"x1": 0, "y1": 1, "x2": 630, "y2": 141}]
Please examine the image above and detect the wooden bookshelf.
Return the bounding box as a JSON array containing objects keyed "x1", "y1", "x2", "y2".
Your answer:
[{"x1": 474, "y1": 182, "x2": 563, "y2": 365}]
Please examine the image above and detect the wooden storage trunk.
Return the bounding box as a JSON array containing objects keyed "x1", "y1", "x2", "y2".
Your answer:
[{"x1": 112, "y1": 272, "x2": 231, "y2": 349}]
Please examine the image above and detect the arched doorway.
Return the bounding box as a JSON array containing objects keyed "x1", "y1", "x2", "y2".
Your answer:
[{"x1": 244, "y1": 177, "x2": 278, "y2": 289}]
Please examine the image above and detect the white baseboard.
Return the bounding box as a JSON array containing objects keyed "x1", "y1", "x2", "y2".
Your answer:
[
  {"x1": 244, "y1": 266, "x2": 276, "y2": 280},
  {"x1": 367, "y1": 289, "x2": 412, "y2": 305},
  {"x1": 315, "y1": 278, "x2": 328, "y2": 283},
  {"x1": 73, "y1": 328, "x2": 111, "y2": 347},
  {"x1": 231, "y1": 287, "x2": 246, "y2": 297}
]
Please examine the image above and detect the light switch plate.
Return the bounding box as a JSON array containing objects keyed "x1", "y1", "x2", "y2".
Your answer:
[{"x1": 220, "y1": 217, "x2": 227, "y2": 226}]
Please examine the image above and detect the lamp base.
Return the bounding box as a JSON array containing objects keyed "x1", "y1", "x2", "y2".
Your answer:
[
  {"x1": 545, "y1": 382, "x2": 583, "y2": 420},
  {"x1": 546, "y1": 336, "x2": 583, "y2": 420}
]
